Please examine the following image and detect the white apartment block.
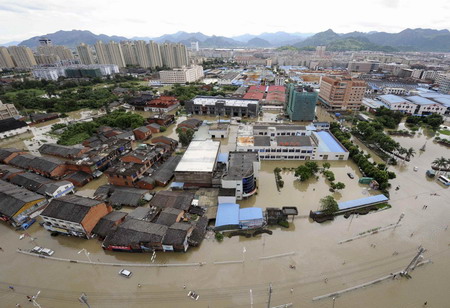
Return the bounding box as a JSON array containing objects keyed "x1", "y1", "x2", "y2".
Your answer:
[
  {"x1": 32, "y1": 67, "x2": 66, "y2": 81},
  {"x1": 159, "y1": 65, "x2": 204, "y2": 84}
]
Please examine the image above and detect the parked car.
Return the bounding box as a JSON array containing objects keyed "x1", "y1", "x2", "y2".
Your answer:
[
  {"x1": 31, "y1": 246, "x2": 55, "y2": 256},
  {"x1": 347, "y1": 172, "x2": 355, "y2": 179},
  {"x1": 188, "y1": 291, "x2": 199, "y2": 300},
  {"x1": 119, "y1": 269, "x2": 132, "y2": 278}
]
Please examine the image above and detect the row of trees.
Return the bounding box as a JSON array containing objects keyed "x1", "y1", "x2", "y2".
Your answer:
[
  {"x1": 331, "y1": 122, "x2": 396, "y2": 192},
  {"x1": 406, "y1": 114, "x2": 444, "y2": 131},
  {"x1": 354, "y1": 121, "x2": 416, "y2": 161},
  {"x1": 57, "y1": 110, "x2": 145, "y2": 145}
]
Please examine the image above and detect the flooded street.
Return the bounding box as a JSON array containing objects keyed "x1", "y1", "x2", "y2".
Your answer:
[{"x1": 1, "y1": 110, "x2": 450, "y2": 307}]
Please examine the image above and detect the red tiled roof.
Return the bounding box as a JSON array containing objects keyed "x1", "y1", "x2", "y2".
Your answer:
[
  {"x1": 267, "y1": 86, "x2": 286, "y2": 93},
  {"x1": 243, "y1": 92, "x2": 264, "y2": 100}
]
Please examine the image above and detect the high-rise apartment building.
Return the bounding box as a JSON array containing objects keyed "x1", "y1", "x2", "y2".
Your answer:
[
  {"x1": 120, "y1": 41, "x2": 139, "y2": 66},
  {"x1": 318, "y1": 76, "x2": 367, "y2": 110},
  {"x1": 94, "y1": 41, "x2": 125, "y2": 68},
  {"x1": 286, "y1": 84, "x2": 317, "y2": 121},
  {"x1": 160, "y1": 43, "x2": 189, "y2": 68},
  {"x1": 7, "y1": 46, "x2": 37, "y2": 68},
  {"x1": 437, "y1": 73, "x2": 450, "y2": 94},
  {"x1": 147, "y1": 41, "x2": 163, "y2": 68},
  {"x1": 0, "y1": 47, "x2": 15, "y2": 69},
  {"x1": 37, "y1": 45, "x2": 74, "y2": 61},
  {"x1": 315, "y1": 46, "x2": 326, "y2": 57},
  {"x1": 133, "y1": 41, "x2": 149, "y2": 68},
  {"x1": 77, "y1": 43, "x2": 95, "y2": 65}
]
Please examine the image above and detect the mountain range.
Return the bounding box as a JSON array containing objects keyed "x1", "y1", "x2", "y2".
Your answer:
[
  {"x1": 294, "y1": 28, "x2": 450, "y2": 52},
  {"x1": 10, "y1": 28, "x2": 450, "y2": 52}
]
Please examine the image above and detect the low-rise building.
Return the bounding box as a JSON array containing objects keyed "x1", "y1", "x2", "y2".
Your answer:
[
  {"x1": 0, "y1": 148, "x2": 26, "y2": 164},
  {"x1": 40, "y1": 195, "x2": 112, "y2": 238},
  {"x1": 0, "y1": 118, "x2": 29, "y2": 139},
  {"x1": 39, "y1": 144, "x2": 89, "y2": 159},
  {"x1": 148, "y1": 114, "x2": 175, "y2": 127},
  {"x1": 177, "y1": 118, "x2": 203, "y2": 131},
  {"x1": 406, "y1": 96, "x2": 447, "y2": 115},
  {"x1": 102, "y1": 218, "x2": 168, "y2": 252},
  {"x1": 208, "y1": 124, "x2": 229, "y2": 139},
  {"x1": 133, "y1": 126, "x2": 152, "y2": 141},
  {"x1": 0, "y1": 180, "x2": 48, "y2": 228},
  {"x1": 379, "y1": 94, "x2": 417, "y2": 114},
  {"x1": 0, "y1": 100, "x2": 20, "y2": 120},
  {"x1": 92, "y1": 211, "x2": 128, "y2": 239},
  {"x1": 236, "y1": 124, "x2": 349, "y2": 161},
  {"x1": 174, "y1": 140, "x2": 221, "y2": 187},
  {"x1": 162, "y1": 222, "x2": 194, "y2": 252},
  {"x1": 185, "y1": 96, "x2": 259, "y2": 117},
  {"x1": 221, "y1": 152, "x2": 260, "y2": 200}
]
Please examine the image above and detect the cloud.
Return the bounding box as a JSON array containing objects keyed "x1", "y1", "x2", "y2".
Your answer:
[{"x1": 380, "y1": 0, "x2": 401, "y2": 8}]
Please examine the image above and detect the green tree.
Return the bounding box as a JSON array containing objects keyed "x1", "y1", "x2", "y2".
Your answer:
[
  {"x1": 294, "y1": 165, "x2": 313, "y2": 182},
  {"x1": 405, "y1": 147, "x2": 416, "y2": 161},
  {"x1": 333, "y1": 182, "x2": 346, "y2": 190},
  {"x1": 305, "y1": 161, "x2": 319, "y2": 173},
  {"x1": 322, "y1": 162, "x2": 331, "y2": 170},
  {"x1": 320, "y1": 195, "x2": 339, "y2": 215},
  {"x1": 176, "y1": 128, "x2": 195, "y2": 147}
]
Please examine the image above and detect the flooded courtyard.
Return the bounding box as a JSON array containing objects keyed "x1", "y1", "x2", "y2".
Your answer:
[{"x1": 0, "y1": 110, "x2": 449, "y2": 307}]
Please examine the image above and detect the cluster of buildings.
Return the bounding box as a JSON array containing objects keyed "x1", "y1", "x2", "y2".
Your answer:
[
  {"x1": 372, "y1": 91, "x2": 450, "y2": 115},
  {"x1": 243, "y1": 85, "x2": 286, "y2": 107},
  {"x1": 32, "y1": 64, "x2": 119, "y2": 81},
  {"x1": 235, "y1": 123, "x2": 348, "y2": 161}
]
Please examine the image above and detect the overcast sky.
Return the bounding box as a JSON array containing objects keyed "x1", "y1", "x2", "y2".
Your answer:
[{"x1": 1, "y1": 0, "x2": 450, "y2": 43}]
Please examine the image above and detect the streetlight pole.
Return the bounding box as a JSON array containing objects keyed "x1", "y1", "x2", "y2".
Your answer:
[
  {"x1": 32, "y1": 290, "x2": 42, "y2": 308},
  {"x1": 79, "y1": 293, "x2": 91, "y2": 308},
  {"x1": 332, "y1": 296, "x2": 336, "y2": 308},
  {"x1": 78, "y1": 248, "x2": 92, "y2": 263}
]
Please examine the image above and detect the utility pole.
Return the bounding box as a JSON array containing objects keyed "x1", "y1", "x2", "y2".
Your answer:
[
  {"x1": 78, "y1": 248, "x2": 92, "y2": 263},
  {"x1": 402, "y1": 247, "x2": 425, "y2": 278},
  {"x1": 250, "y1": 289, "x2": 253, "y2": 308},
  {"x1": 332, "y1": 296, "x2": 336, "y2": 308},
  {"x1": 267, "y1": 283, "x2": 272, "y2": 308},
  {"x1": 394, "y1": 213, "x2": 405, "y2": 229},
  {"x1": 79, "y1": 292, "x2": 91, "y2": 308}
]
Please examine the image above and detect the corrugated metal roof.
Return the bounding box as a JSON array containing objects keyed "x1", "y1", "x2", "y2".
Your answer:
[
  {"x1": 239, "y1": 208, "x2": 263, "y2": 221},
  {"x1": 175, "y1": 140, "x2": 220, "y2": 173},
  {"x1": 338, "y1": 194, "x2": 389, "y2": 211},
  {"x1": 215, "y1": 203, "x2": 240, "y2": 228}
]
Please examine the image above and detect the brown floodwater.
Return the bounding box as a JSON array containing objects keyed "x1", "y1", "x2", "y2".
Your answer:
[{"x1": 1, "y1": 110, "x2": 449, "y2": 307}]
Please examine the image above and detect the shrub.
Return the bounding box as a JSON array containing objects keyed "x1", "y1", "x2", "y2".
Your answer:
[{"x1": 215, "y1": 232, "x2": 224, "y2": 242}]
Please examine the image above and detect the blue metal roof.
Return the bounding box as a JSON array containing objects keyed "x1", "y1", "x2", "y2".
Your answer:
[
  {"x1": 338, "y1": 194, "x2": 389, "y2": 210},
  {"x1": 170, "y1": 182, "x2": 184, "y2": 189},
  {"x1": 434, "y1": 97, "x2": 450, "y2": 107},
  {"x1": 379, "y1": 94, "x2": 408, "y2": 104},
  {"x1": 406, "y1": 96, "x2": 436, "y2": 105},
  {"x1": 215, "y1": 203, "x2": 240, "y2": 228},
  {"x1": 315, "y1": 131, "x2": 346, "y2": 153},
  {"x1": 239, "y1": 208, "x2": 263, "y2": 221}
]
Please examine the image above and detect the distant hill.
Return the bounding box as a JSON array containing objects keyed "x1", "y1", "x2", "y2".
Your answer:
[
  {"x1": 247, "y1": 37, "x2": 272, "y2": 48},
  {"x1": 19, "y1": 30, "x2": 127, "y2": 49},
  {"x1": 291, "y1": 28, "x2": 450, "y2": 52},
  {"x1": 200, "y1": 36, "x2": 243, "y2": 48},
  {"x1": 0, "y1": 41, "x2": 21, "y2": 47}
]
